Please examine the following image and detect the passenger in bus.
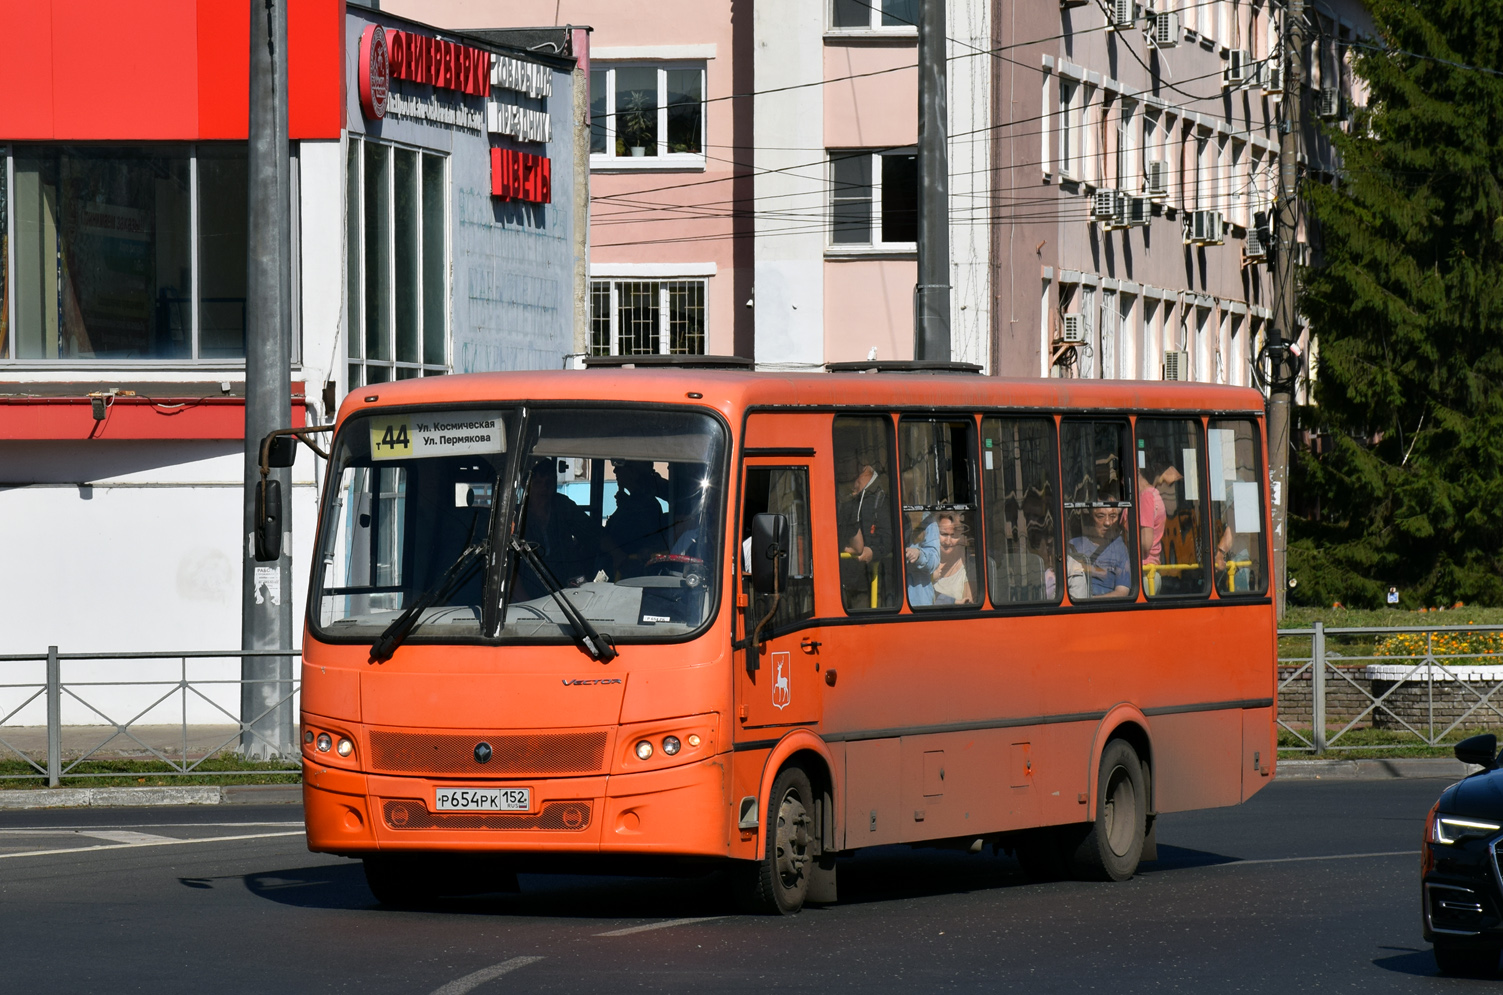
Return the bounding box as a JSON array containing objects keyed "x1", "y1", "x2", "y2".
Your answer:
[
  {"x1": 605, "y1": 460, "x2": 670, "y2": 576},
  {"x1": 520, "y1": 457, "x2": 603, "y2": 590},
  {"x1": 904, "y1": 516, "x2": 942, "y2": 606},
  {"x1": 1137, "y1": 454, "x2": 1169, "y2": 568},
  {"x1": 930, "y1": 511, "x2": 976, "y2": 605},
  {"x1": 836, "y1": 453, "x2": 893, "y2": 609},
  {"x1": 1067, "y1": 505, "x2": 1132, "y2": 599}
]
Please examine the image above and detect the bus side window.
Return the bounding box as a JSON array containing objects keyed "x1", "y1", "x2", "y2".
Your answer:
[
  {"x1": 1135, "y1": 418, "x2": 1208, "y2": 598},
  {"x1": 1208, "y1": 419, "x2": 1267, "y2": 596},
  {"x1": 981, "y1": 417, "x2": 1061, "y2": 605},
  {"x1": 1060, "y1": 420, "x2": 1136, "y2": 602},
  {"x1": 898, "y1": 418, "x2": 982, "y2": 609},
  {"x1": 742, "y1": 467, "x2": 814, "y2": 626},
  {"x1": 832, "y1": 415, "x2": 901, "y2": 612}
]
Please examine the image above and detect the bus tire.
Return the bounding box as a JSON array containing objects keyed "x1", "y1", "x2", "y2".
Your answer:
[
  {"x1": 1069, "y1": 738, "x2": 1146, "y2": 882},
  {"x1": 363, "y1": 855, "x2": 437, "y2": 908},
  {"x1": 735, "y1": 764, "x2": 815, "y2": 915}
]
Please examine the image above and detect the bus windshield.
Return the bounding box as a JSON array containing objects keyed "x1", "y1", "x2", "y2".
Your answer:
[{"x1": 315, "y1": 405, "x2": 726, "y2": 646}]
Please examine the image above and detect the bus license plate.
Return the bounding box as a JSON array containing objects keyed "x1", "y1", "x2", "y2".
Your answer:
[{"x1": 433, "y1": 787, "x2": 530, "y2": 812}]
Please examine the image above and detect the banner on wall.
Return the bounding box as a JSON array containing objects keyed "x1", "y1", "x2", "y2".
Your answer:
[{"x1": 491, "y1": 148, "x2": 551, "y2": 204}]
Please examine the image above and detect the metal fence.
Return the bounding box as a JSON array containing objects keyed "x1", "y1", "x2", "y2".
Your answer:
[
  {"x1": 1278, "y1": 623, "x2": 1503, "y2": 754},
  {"x1": 0, "y1": 648, "x2": 300, "y2": 786}
]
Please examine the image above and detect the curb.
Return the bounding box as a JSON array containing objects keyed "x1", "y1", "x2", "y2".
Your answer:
[
  {"x1": 0, "y1": 783, "x2": 302, "y2": 810},
  {"x1": 1276, "y1": 758, "x2": 1481, "y2": 780}
]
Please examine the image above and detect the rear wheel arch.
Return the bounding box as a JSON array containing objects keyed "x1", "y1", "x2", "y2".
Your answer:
[{"x1": 1086, "y1": 707, "x2": 1153, "y2": 820}]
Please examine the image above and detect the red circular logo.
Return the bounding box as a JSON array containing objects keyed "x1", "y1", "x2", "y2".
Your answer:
[{"x1": 359, "y1": 25, "x2": 389, "y2": 120}]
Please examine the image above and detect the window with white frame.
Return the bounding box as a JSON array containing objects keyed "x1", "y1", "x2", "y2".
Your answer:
[
  {"x1": 1, "y1": 143, "x2": 252, "y2": 362},
  {"x1": 830, "y1": 0, "x2": 918, "y2": 30},
  {"x1": 1116, "y1": 99, "x2": 1136, "y2": 191},
  {"x1": 1058, "y1": 78, "x2": 1079, "y2": 179},
  {"x1": 589, "y1": 279, "x2": 707, "y2": 356},
  {"x1": 1230, "y1": 139, "x2": 1246, "y2": 226},
  {"x1": 346, "y1": 136, "x2": 449, "y2": 388},
  {"x1": 829, "y1": 149, "x2": 917, "y2": 247},
  {"x1": 589, "y1": 64, "x2": 705, "y2": 163}
]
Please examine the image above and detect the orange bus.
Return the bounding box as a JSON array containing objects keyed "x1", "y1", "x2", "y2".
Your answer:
[{"x1": 292, "y1": 360, "x2": 1276, "y2": 913}]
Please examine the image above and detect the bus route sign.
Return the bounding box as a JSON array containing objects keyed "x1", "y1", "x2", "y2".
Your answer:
[{"x1": 369, "y1": 411, "x2": 506, "y2": 460}]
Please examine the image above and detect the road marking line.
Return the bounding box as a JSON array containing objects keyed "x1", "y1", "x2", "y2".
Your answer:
[
  {"x1": 429, "y1": 956, "x2": 544, "y2": 995},
  {"x1": 595, "y1": 916, "x2": 729, "y2": 937},
  {"x1": 77, "y1": 830, "x2": 177, "y2": 844},
  {"x1": 1205, "y1": 850, "x2": 1414, "y2": 868},
  {"x1": 0, "y1": 829, "x2": 304, "y2": 860}
]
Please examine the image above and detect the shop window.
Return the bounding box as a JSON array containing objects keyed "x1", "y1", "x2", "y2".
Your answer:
[
  {"x1": 833, "y1": 415, "x2": 902, "y2": 613},
  {"x1": 830, "y1": 0, "x2": 918, "y2": 30},
  {"x1": 588, "y1": 279, "x2": 706, "y2": 356},
  {"x1": 346, "y1": 137, "x2": 449, "y2": 388},
  {"x1": 981, "y1": 417, "x2": 1062, "y2": 605},
  {"x1": 589, "y1": 64, "x2": 705, "y2": 164},
  {"x1": 1061, "y1": 420, "x2": 1136, "y2": 602},
  {"x1": 1208, "y1": 419, "x2": 1267, "y2": 596},
  {"x1": 899, "y1": 418, "x2": 982, "y2": 608},
  {"x1": 1, "y1": 144, "x2": 248, "y2": 362},
  {"x1": 1136, "y1": 418, "x2": 1208, "y2": 598},
  {"x1": 828, "y1": 149, "x2": 917, "y2": 248}
]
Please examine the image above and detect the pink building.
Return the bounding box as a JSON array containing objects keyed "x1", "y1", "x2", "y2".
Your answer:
[{"x1": 386, "y1": 0, "x2": 1370, "y2": 387}]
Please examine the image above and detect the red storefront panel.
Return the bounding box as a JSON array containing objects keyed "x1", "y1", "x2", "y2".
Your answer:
[{"x1": 0, "y1": 0, "x2": 343, "y2": 141}]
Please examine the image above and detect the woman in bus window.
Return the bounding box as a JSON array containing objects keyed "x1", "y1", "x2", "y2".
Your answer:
[{"x1": 930, "y1": 511, "x2": 976, "y2": 605}]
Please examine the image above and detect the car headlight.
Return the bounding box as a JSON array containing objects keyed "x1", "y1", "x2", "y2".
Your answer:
[{"x1": 1431, "y1": 814, "x2": 1502, "y2": 845}]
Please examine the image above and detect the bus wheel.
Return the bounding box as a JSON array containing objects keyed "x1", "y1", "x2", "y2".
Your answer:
[
  {"x1": 1070, "y1": 739, "x2": 1146, "y2": 882},
  {"x1": 736, "y1": 765, "x2": 814, "y2": 915},
  {"x1": 363, "y1": 856, "x2": 438, "y2": 908}
]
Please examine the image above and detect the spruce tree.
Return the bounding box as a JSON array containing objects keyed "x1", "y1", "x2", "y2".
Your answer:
[{"x1": 1292, "y1": 0, "x2": 1503, "y2": 608}]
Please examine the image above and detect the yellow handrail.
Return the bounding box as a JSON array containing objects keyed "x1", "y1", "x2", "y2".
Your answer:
[
  {"x1": 1223, "y1": 559, "x2": 1252, "y2": 593},
  {"x1": 1141, "y1": 561, "x2": 1199, "y2": 596},
  {"x1": 840, "y1": 551, "x2": 880, "y2": 608}
]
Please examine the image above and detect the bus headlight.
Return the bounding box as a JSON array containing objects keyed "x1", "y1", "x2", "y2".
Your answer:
[
  {"x1": 662, "y1": 735, "x2": 681, "y2": 756},
  {"x1": 316, "y1": 733, "x2": 332, "y2": 753},
  {"x1": 635, "y1": 740, "x2": 654, "y2": 760},
  {"x1": 336, "y1": 738, "x2": 354, "y2": 758}
]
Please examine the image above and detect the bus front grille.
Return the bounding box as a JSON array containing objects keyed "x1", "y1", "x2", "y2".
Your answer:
[
  {"x1": 382, "y1": 799, "x2": 592, "y2": 832},
  {"x1": 368, "y1": 730, "x2": 609, "y2": 776}
]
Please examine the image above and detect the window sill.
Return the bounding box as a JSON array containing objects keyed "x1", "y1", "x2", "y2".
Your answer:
[
  {"x1": 823, "y1": 28, "x2": 918, "y2": 42},
  {"x1": 825, "y1": 245, "x2": 917, "y2": 260},
  {"x1": 591, "y1": 156, "x2": 707, "y2": 173}
]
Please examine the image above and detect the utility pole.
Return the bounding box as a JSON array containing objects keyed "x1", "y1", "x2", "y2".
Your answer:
[
  {"x1": 915, "y1": 0, "x2": 951, "y2": 361},
  {"x1": 242, "y1": 0, "x2": 295, "y2": 758},
  {"x1": 1269, "y1": 0, "x2": 1303, "y2": 617}
]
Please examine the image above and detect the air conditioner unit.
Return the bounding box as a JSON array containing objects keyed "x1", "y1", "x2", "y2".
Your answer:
[
  {"x1": 1109, "y1": 0, "x2": 1136, "y2": 29},
  {"x1": 1145, "y1": 159, "x2": 1169, "y2": 198},
  {"x1": 1244, "y1": 229, "x2": 1268, "y2": 261},
  {"x1": 1187, "y1": 209, "x2": 1225, "y2": 244},
  {"x1": 1061, "y1": 314, "x2": 1087, "y2": 344},
  {"x1": 1125, "y1": 195, "x2": 1150, "y2": 227},
  {"x1": 1318, "y1": 87, "x2": 1342, "y2": 119},
  {"x1": 1226, "y1": 49, "x2": 1252, "y2": 86},
  {"x1": 1164, "y1": 350, "x2": 1190, "y2": 381},
  {"x1": 1091, "y1": 189, "x2": 1121, "y2": 220},
  {"x1": 1151, "y1": 11, "x2": 1179, "y2": 47},
  {"x1": 1261, "y1": 63, "x2": 1285, "y2": 95}
]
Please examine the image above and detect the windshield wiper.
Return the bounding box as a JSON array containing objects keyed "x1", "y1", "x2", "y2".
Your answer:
[
  {"x1": 369, "y1": 540, "x2": 489, "y2": 664},
  {"x1": 508, "y1": 537, "x2": 618, "y2": 663}
]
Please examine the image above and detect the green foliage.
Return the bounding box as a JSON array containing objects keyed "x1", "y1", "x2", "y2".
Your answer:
[{"x1": 1293, "y1": 0, "x2": 1503, "y2": 608}]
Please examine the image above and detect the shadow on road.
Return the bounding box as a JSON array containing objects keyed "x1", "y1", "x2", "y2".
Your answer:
[
  {"x1": 1372, "y1": 948, "x2": 1442, "y2": 978},
  {"x1": 225, "y1": 842, "x2": 1248, "y2": 917}
]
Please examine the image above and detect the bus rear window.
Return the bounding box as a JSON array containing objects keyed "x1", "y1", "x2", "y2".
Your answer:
[{"x1": 1208, "y1": 419, "x2": 1266, "y2": 596}]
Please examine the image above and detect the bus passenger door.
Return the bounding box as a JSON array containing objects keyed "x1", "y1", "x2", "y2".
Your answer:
[{"x1": 736, "y1": 461, "x2": 823, "y2": 735}]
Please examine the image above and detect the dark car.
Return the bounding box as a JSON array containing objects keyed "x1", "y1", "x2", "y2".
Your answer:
[{"x1": 1423, "y1": 733, "x2": 1503, "y2": 976}]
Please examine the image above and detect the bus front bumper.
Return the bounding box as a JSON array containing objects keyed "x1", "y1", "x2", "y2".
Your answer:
[{"x1": 303, "y1": 756, "x2": 729, "y2": 858}]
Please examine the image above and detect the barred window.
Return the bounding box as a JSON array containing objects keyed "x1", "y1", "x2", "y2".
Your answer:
[{"x1": 588, "y1": 279, "x2": 707, "y2": 356}]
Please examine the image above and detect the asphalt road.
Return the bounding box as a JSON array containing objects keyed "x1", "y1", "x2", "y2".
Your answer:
[{"x1": 0, "y1": 778, "x2": 1490, "y2": 994}]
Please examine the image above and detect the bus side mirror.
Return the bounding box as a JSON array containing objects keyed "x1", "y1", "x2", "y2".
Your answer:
[
  {"x1": 1455, "y1": 733, "x2": 1498, "y2": 770},
  {"x1": 750, "y1": 513, "x2": 789, "y2": 595},
  {"x1": 254, "y1": 479, "x2": 283, "y2": 562},
  {"x1": 266, "y1": 436, "x2": 298, "y2": 468}
]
